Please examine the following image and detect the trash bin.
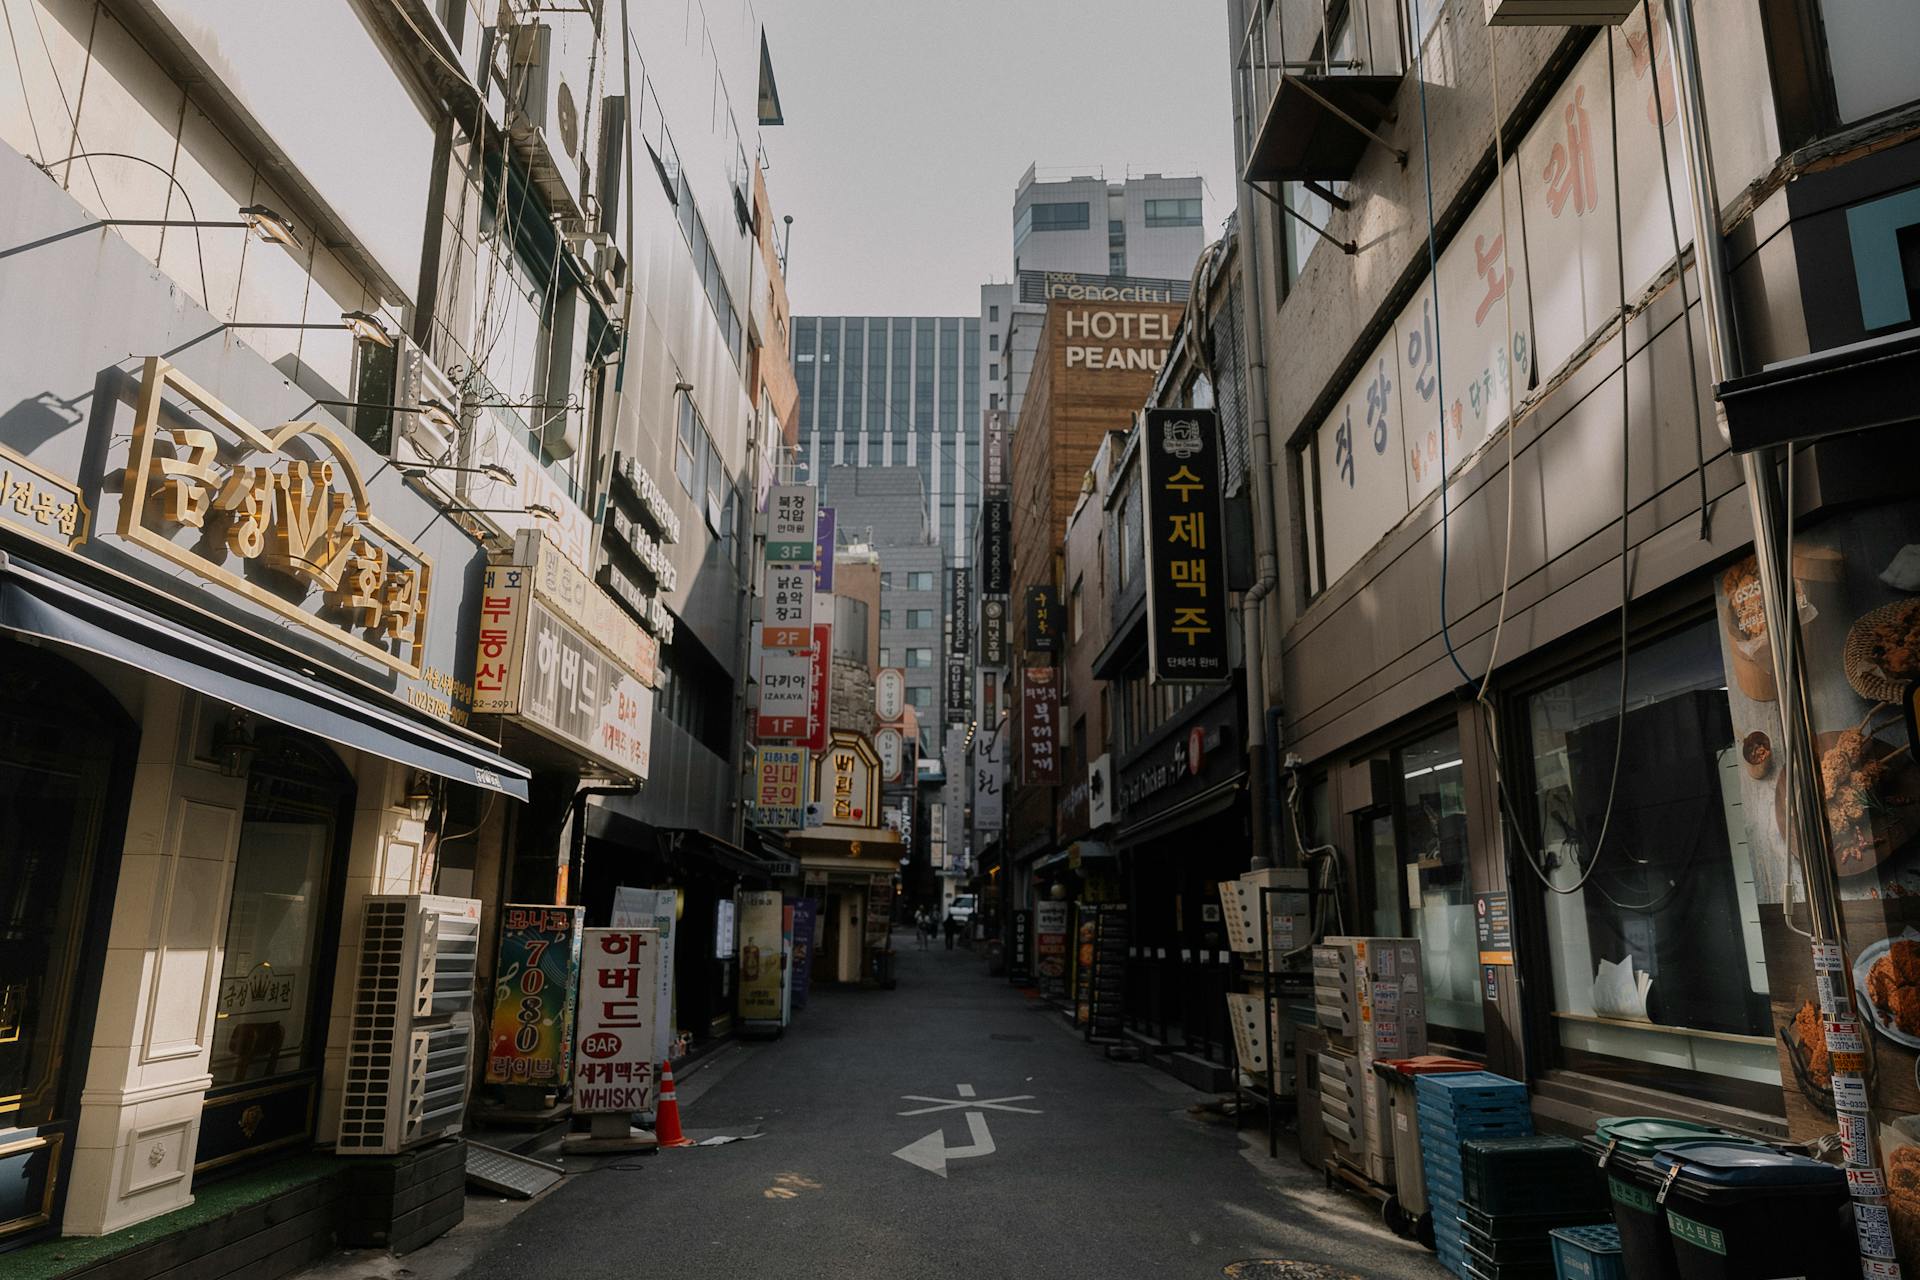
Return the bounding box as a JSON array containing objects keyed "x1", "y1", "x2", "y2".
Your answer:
[
  {"x1": 1649, "y1": 1142, "x2": 1851, "y2": 1280},
  {"x1": 1372, "y1": 1055, "x2": 1482, "y2": 1244},
  {"x1": 1579, "y1": 1119, "x2": 1760, "y2": 1280}
]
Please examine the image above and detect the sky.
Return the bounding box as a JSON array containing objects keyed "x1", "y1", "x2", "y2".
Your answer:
[{"x1": 754, "y1": 0, "x2": 1240, "y2": 317}]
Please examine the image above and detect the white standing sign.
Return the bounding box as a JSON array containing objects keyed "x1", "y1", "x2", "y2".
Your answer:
[
  {"x1": 574, "y1": 927, "x2": 659, "y2": 1114},
  {"x1": 610, "y1": 887, "x2": 679, "y2": 1063}
]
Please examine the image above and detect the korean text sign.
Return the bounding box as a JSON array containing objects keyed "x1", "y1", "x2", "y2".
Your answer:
[
  {"x1": 485, "y1": 905, "x2": 584, "y2": 1086},
  {"x1": 1025, "y1": 585, "x2": 1060, "y2": 653},
  {"x1": 761, "y1": 563, "x2": 814, "y2": 649},
  {"x1": 736, "y1": 891, "x2": 785, "y2": 1023},
  {"x1": 757, "y1": 649, "x2": 812, "y2": 739},
  {"x1": 574, "y1": 927, "x2": 659, "y2": 1114},
  {"x1": 754, "y1": 745, "x2": 809, "y2": 828},
  {"x1": 1142, "y1": 408, "x2": 1231, "y2": 684},
  {"x1": 765, "y1": 484, "x2": 817, "y2": 563},
  {"x1": 609, "y1": 887, "x2": 679, "y2": 1062},
  {"x1": 1022, "y1": 666, "x2": 1061, "y2": 786}
]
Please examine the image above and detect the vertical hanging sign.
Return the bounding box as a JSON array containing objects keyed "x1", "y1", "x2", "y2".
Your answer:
[
  {"x1": 984, "y1": 410, "x2": 1007, "y2": 489},
  {"x1": 981, "y1": 498, "x2": 1012, "y2": 593},
  {"x1": 761, "y1": 563, "x2": 814, "y2": 649},
  {"x1": 814, "y1": 506, "x2": 837, "y2": 592},
  {"x1": 950, "y1": 567, "x2": 972, "y2": 655},
  {"x1": 1024, "y1": 585, "x2": 1060, "y2": 653},
  {"x1": 1142, "y1": 408, "x2": 1231, "y2": 684},
  {"x1": 1022, "y1": 666, "x2": 1060, "y2": 786},
  {"x1": 765, "y1": 484, "x2": 817, "y2": 563}
]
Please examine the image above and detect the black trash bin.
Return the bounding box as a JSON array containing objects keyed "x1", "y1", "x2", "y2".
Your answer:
[
  {"x1": 1649, "y1": 1142, "x2": 1852, "y2": 1280},
  {"x1": 1579, "y1": 1118, "x2": 1758, "y2": 1280}
]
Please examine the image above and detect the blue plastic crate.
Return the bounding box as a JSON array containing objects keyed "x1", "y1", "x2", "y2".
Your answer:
[
  {"x1": 1550, "y1": 1223, "x2": 1624, "y2": 1280},
  {"x1": 1416, "y1": 1071, "x2": 1529, "y2": 1107},
  {"x1": 1419, "y1": 1095, "x2": 1534, "y2": 1122},
  {"x1": 1420, "y1": 1112, "x2": 1536, "y2": 1142}
]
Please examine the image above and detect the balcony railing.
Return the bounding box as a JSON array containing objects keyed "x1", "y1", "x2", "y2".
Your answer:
[{"x1": 1237, "y1": 0, "x2": 1410, "y2": 184}]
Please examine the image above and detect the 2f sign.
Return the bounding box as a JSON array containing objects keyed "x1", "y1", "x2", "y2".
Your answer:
[{"x1": 762, "y1": 564, "x2": 814, "y2": 649}]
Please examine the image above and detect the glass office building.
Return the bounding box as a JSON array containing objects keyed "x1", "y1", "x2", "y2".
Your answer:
[{"x1": 791, "y1": 316, "x2": 982, "y2": 566}]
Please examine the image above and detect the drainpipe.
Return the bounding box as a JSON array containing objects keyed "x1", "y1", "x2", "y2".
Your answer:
[
  {"x1": 1663, "y1": 2, "x2": 1875, "y2": 1256},
  {"x1": 1231, "y1": 59, "x2": 1283, "y2": 872}
]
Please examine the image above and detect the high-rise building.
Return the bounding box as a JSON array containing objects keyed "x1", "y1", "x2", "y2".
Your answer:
[
  {"x1": 791, "y1": 316, "x2": 982, "y2": 566},
  {"x1": 984, "y1": 166, "x2": 1206, "y2": 437}
]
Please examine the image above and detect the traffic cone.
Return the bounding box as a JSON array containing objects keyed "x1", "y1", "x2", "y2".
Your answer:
[{"x1": 653, "y1": 1059, "x2": 696, "y2": 1148}]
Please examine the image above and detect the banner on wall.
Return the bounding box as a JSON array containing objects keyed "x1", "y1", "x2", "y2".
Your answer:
[
  {"x1": 1726, "y1": 498, "x2": 1920, "y2": 1274},
  {"x1": 737, "y1": 890, "x2": 786, "y2": 1025},
  {"x1": 484, "y1": 905, "x2": 584, "y2": 1086},
  {"x1": 574, "y1": 928, "x2": 658, "y2": 1114},
  {"x1": 1022, "y1": 666, "x2": 1060, "y2": 786}
]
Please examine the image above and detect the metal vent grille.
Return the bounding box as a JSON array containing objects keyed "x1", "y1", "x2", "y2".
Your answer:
[
  {"x1": 1212, "y1": 280, "x2": 1251, "y2": 497},
  {"x1": 338, "y1": 897, "x2": 408, "y2": 1153}
]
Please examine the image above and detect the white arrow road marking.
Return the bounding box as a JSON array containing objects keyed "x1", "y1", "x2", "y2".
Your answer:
[
  {"x1": 892, "y1": 1111, "x2": 996, "y2": 1178},
  {"x1": 957, "y1": 1084, "x2": 976, "y2": 1097},
  {"x1": 896, "y1": 1094, "x2": 1041, "y2": 1116}
]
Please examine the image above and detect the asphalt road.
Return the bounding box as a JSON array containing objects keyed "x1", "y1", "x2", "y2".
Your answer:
[{"x1": 440, "y1": 934, "x2": 1449, "y2": 1280}]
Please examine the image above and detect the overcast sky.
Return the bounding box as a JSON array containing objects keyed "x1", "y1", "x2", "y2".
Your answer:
[{"x1": 755, "y1": 0, "x2": 1240, "y2": 318}]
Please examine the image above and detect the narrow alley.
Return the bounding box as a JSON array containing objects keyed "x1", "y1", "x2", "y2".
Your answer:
[{"x1": 352, "y1": 941, "x2": 1444, "y2": 1280}]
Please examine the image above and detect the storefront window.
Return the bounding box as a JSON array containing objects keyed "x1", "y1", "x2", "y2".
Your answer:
[
  {"x1": 207, "y1": 730, "x2": 346, "y2": 1092},
  {"x1": 1401, "y1": 725, "x2": 1482, "y2": 1044},
  {"x1": 0, "y1": 648, "x2": 120, "y2": 1132},
  {"x1": 1524, "y1": 619, "x2": 1778, "y2": 1110}
]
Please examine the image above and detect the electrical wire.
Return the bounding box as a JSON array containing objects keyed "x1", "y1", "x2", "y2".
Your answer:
[
  {"x1": 2, "y1": 0, "x2": 50, "y2": 163},
  {"x1": 37, "y1": 150, "x2": 211, "y2": 304},
  {"x1": 1476, "y1": 24, "x2": 1523, "y2": 704},
  {"x1": 1638, "y1": 0, "x2": 1713, "y2": 542},
  {"x1": 1406, "y1": 0, "x2": 1474, "y2": 688},
  {"x1": 1501, "y1": 33, "x2": 1635, "y2": 897}
]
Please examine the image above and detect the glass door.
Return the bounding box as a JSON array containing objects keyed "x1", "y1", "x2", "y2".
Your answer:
[{"x1": 196, "y1": 727, "x2": 349, "y2": 1173}]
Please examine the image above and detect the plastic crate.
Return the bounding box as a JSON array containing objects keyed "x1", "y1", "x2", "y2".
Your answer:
[
  {"x1": 1550, "y1": 1223, "x2": 1625, "y2": 1280},
  {"x1": 1462, "y1": 1137, "x2": 1607, "y2": 1216},
  {"x1": 1416, "y1": 1071, "x2": 1530, "y2": 1107},
  {"x1": 1461, "y1": 1203, "x2": 1612, "y2": 1240}
]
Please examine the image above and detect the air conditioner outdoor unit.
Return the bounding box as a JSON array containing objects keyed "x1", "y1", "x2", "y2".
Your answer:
[
  {"x1": 1484, "y1": 0, "x2": 1638, "y2": 22},
  {"x1": 395, "y1": 338, "x2": 460, "y2": 461},
  {"x1": 506, "y1": 20, "x2": 588, "y2": 216},
  {"x1": 337, "y1": 894, "x2": 482, "y2": 1156}
]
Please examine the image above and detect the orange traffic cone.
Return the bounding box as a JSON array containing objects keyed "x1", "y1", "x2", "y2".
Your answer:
[{"x1": 653, "y1": 1060, "x2": 696, "y2": 1148}]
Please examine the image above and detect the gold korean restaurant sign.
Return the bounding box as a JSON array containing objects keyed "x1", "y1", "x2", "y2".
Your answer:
[{"x1": 120, "y1": 356, "x2": 433, "y2": 676}]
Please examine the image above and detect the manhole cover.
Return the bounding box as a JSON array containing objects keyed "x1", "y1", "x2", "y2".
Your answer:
[
  {"x1": 990, "y1": 1033, "x2": 1034, "y2": 1042},
  {"x1": 1223, "y1": 1264, "x2": 1363, "y2": 1280}
]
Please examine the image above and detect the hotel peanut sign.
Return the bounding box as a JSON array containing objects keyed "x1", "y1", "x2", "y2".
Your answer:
[{"x1": 120, "y1": 356, "x2": 433, "y2": 676}]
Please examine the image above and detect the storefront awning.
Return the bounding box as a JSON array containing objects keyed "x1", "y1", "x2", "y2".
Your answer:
[
  {"x1": 1116, "y1": 773, "x2": 1246, "y2": 848},
  {"x1": 1719, "y1": 327, "x2": 1920, "y2": 451},
  {"x1": 0, "y1": 553, "x2": 531, "y2": 800}
]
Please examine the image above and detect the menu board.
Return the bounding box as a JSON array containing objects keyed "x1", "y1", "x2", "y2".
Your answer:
[{"x1": 1035, "y1": 901, "x2": 1071, "y2": 999}]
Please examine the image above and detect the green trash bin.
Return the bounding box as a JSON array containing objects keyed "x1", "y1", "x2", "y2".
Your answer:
[
  {"x1": 1649, "y1": 1143, "x2": 1851, "y2": 1280},
  {"x1": 1578, "y1": 1118, "x2": 1760, "y2": 1280}
]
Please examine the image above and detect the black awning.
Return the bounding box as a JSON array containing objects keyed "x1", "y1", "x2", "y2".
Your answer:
[
  {"x1": 0, "y1": 552, "x2": 530, "y2": 800},
  {"x1": 1243, "y1": 74, "x2": 1402, "y2": 185},
  {"x1": 1719, "y1": 327, "x2": 1920, "y2": 452}
]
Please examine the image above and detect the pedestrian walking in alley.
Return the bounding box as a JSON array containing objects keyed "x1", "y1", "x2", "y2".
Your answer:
[
  {"x1": 914, "y1": 907, "x2": 931, "y2": 948},
  {"x1": 943, "y1": 913, "x2": 959, "y2": 950}
]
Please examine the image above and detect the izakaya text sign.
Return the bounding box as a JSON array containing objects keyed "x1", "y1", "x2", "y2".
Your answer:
[
  {"x1": 754, "y1": 745, "x2": 809, "y2": 828},
  {"x1": 766, "y1": 484, "x2": 818, "y2": 563},
  {"x1": 1022, "y1": 666, "x2": 1060, "y2": 786},
  {"x1": 756, "y1": 650, "x2": 811, "y2": 739},
  {"x1": 574, "y1": 928, "x2": 659, "y2": 1114},
  {"x1": 762, "y1": 563, "x2": 814, "y2": 649},
  {"x1": 1142, "y1": 408, "x2": 1231, "y2": 684}
]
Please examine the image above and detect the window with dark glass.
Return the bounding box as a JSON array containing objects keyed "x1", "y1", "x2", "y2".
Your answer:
[
  {"x1": 1144, "y1": 197, "x2": 1203, "y2": 228},
  {"x1": 1521, "y1": 618, "x2": 1776, "y2": 1110}
]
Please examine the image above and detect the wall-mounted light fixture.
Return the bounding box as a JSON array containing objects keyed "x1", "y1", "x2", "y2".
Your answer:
[
  {"x1": 402, "y1": 771, "x2": 436, "y2": 822},
  {"x1": 212, "y1": 708, "x2": 257, "y2": 778},
  {"x1": 226, "y1": 310, "x2": 395, "y2": 347}
]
